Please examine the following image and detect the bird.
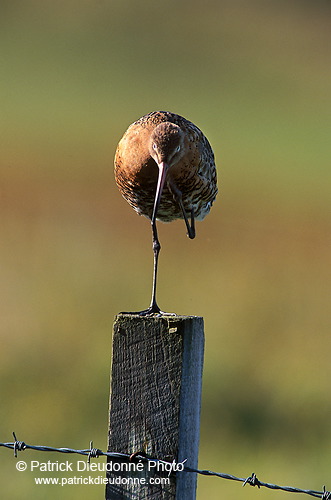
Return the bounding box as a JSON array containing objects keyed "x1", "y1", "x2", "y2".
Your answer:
[{"x1": 114, "y1": 111, "x2": 218, "y2": 316}]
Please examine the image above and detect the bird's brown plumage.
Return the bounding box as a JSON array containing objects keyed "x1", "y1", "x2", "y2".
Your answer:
[{"x1": 114, "y1": 111, "x2": 218, "y2": 223}]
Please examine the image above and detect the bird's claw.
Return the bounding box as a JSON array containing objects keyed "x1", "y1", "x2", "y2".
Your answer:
[{"x1": 119, "y1": 307, "x2": 176, "y2": 317}]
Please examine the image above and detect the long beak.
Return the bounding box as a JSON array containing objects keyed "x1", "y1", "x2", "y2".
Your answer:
[{"x1": 151, "y1": 161, "x2": 169, "y2": 223}]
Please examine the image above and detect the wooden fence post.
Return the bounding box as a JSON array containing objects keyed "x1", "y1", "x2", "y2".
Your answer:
[{"x1": 106, "y1": 314, "x2": 204, "y2": 500}]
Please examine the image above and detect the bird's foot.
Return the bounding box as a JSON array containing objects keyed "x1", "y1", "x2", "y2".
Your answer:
[
  {"x1": 119, "y1": 304, "x2": 176, "y2": 317},
  {"x1": 139, "y1": 308, "x2": 176, "y2": 317}
]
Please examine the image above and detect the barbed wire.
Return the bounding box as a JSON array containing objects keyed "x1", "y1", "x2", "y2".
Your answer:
[{"x1": 0, "y1": 432, "x2": 330, "y2": 499}]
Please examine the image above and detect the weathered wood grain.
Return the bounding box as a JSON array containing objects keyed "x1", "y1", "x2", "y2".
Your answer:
[{"x1": 106, "y1": 314, "x2": 204, "y2": 500}]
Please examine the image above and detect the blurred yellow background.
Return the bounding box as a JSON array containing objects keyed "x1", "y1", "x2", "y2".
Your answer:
[{"x1": 1, "y1": 0, "x2": 330, "y2": 498}]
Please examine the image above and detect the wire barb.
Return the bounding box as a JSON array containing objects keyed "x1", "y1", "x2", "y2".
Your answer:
[
  {"x1": 322, "y1": 486, "x2": 331, "y2": 500},
  {"x1": 87, "y1": 441, "x2": 101, "y2": 463},
  {"x1": 12, "y1": 432, "x2": 26, "y2": 458},
  {"x1": 243, "y1": 472, "x2": 261, "y2": 488}
]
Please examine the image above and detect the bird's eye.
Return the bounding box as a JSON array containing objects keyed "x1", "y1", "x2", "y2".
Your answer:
[
  {"x1": 152, "y1": 143, "x2": 157, "y2": 150},
  {"x1": 176, "y1": 145, "x2": 181, "y2": 153}
]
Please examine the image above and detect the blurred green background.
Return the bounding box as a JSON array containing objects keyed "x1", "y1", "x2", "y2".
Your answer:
[{"x1": 1, "y1": 0, "x2": 330, "y2": 498}]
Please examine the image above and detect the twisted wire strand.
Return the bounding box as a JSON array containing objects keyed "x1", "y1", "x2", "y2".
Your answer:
[{"x1": 0, "y1": 433, "x2": 328, "y2": 499}]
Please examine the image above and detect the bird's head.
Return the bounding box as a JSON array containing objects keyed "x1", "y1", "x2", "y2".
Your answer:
[
  {"x1": 149, "y1": 122, "x2": 185, "y2": 169},
  {"x1": 148, "y1": 121, "x2": 185, "y2": 222}
]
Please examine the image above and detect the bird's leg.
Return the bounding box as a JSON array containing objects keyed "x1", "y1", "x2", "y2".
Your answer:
[
  {"x1": 141, "y1": 163, "x2": 176, "y2": 315},
  {"x1": 120, "y1": 162, "x2": 175, "y2": 316},
  {"x1": 133, "y1": 219, "x2": 175, "y2": 316},
  {"x1": 148, "y1": 219, "x2": 161, "y2": 313},
  {"x1": 118, "y1": 221, "x2": 164, "y2": 316},
  {"x1": 168, "y1": 180, "x2": 196, "y2": 239},
  {"x1": 138, "y1": 162, "x2": 167, "y2": 315},
  {"x1": 118, "y1": 222, "x2": 162, "y2": 315}
]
